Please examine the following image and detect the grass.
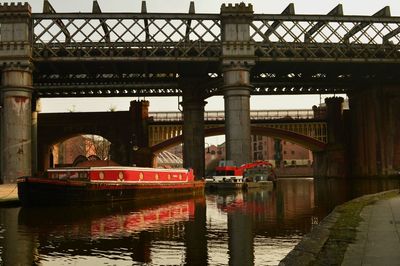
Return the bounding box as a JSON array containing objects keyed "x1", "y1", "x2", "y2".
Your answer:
[{"x1": 313, "y1": 190, "x2": 399, "y2": 265}]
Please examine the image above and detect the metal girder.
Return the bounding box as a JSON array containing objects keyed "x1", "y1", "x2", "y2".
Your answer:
[
  {"x1": 304, "y1": 4, "x2": 343, "y2": 42},
  {"x1": 383, "y1": 27, "x2": 400, "y2": 44},
  {"x1": 92, "y1": 0, "x2": 110, "y2": 43},
  {"x1": 141, "y1": 1, "x2": 150, "y2": 42},
  {"x1": 43, "y1": 0, "x2": 71, "y2": 42},
  {"x1": 35, "y1": 83, "x2": 181, "y2": 98},
  {"x1": 27, "y1": 6, "x2": 400, "y2": 98},
  {"x1": 343, "y1": 6, "x2": 391, "y2": 43},
  {"x1": 185, "y1": 2, "x2": 195, "y2": 42},
  {"x1": 263, "y1": 3, "x2": 295, "y2": 40}
]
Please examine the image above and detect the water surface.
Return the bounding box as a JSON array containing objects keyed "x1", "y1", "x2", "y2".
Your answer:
[{"x1": 2, "y1": 178, "x2": 395, "y2": 265}]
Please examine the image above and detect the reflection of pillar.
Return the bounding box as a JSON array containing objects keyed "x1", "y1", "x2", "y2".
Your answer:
[
  {"x1": 182, "y1": 82, "x2": 206, "y2": 180},
  {"x1": 221, "y1": 3, "x2": 254, "y2": 166},
  {"x1": 1, "y1": 208, "x2": 36, "y2": 265},
  {"x1": 130, "y1": 231, "x2": 152, "y2": 263},
  {"x1": 184, "y1": 199, "x2": 207, "y2": 265},
  {"x1": 228, "y1": 210, "x2": 253, "y2": 266}
]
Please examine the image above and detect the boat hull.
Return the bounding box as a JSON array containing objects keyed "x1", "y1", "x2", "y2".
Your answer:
[{"x1": 18, "y1": 177, "x2": 205, "y2": 206}]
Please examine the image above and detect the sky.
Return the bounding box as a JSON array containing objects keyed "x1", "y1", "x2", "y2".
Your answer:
[{"x1": 29, "y1": 0, "x2": 400, "y2": 113}]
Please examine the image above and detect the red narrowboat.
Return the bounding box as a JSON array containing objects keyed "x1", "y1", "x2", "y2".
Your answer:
[{"x1": 17, "y1": 166, "x2": 205, "y2": 206}]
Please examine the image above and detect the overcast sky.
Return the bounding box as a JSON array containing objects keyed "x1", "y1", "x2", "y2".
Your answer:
[{"x1": 33, "y1": 0, "x2": 399, "y2": 112}]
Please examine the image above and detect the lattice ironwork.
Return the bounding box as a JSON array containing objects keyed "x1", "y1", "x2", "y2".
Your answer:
[
  {"x1": 27, "y1": 7, "x2": 400, "y2": 97},
  {"x1": 32, "y1": 13, "x2": 221, "y2": 60},
  {"x1": 32, "y1": 12, "x2": 400, "y2": 62},
  {"x1": 251, "y1": 14, "x2": 400, "y2": 62},
  {"x1": 34, "y1": 72, "x2": 219, "y2": 97}
]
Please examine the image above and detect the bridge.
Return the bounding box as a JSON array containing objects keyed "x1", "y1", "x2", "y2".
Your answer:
[
  {"x1": 37, "y1": 107, "x2": 327, "y2": 170},
  {"x1": 1, "y1": 1, "x2": 400, "y2": 182}
]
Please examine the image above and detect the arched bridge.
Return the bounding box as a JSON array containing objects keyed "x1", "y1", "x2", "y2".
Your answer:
[
  {"x1": 151, "y1": 126, "x2": 327, "y2": 154},
  {"x1": 38, "y1": 109, "x2": 327, "y2": 167},
  {"x1": 147, "y1": 110, "x2": 327, "y2": 153}
]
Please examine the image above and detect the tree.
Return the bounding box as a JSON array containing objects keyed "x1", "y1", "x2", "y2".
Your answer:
[{"x1": 83, "y1": 135, "x2": 111, "y2": 160}]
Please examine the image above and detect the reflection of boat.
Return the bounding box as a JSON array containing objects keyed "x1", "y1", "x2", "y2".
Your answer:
[
  {"x1": 18, "y1": 194, "x2": 205, "y2": 240},
  {"x1": 205, "y1": 161, "x2": 276, "y2": 190},
  {"x1": 17, "y1": 166, "x2": 204, "y2": 206},
  {"x1": 91, "y1": 200, "x2": 193, "y2": 238}
]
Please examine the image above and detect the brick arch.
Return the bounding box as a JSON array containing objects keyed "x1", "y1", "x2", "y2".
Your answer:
[
  {"x1": 37, "y1": 112, "x2": 133, "y2": 170},
  {"x1": 150, "y1": 126, "x2": 326, "y2": 153}
]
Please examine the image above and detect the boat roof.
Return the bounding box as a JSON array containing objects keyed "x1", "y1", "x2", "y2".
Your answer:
[{"x1": 47, "y1": 166, "x2": 190, "y2": 173}]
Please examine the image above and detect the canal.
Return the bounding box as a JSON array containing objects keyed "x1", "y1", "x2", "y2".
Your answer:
[{"x1": 0, "y1": 178, "x2": 398, "y2": 265}]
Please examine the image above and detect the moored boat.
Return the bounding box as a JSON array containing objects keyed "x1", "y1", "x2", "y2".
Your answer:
[
  {"x1": 205, "y1": 160, "x2": 276, "y2": 190},
  {"x1": 17, "y1": 166, "x2": 204, "y2": 206}
]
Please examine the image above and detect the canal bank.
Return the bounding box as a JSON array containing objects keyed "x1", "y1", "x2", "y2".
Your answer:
[
  {"x1": 0, "y1": 184, "x2": 19, "y2": 206},
  {"x1": 280, "y1": 189, "x2": 400, "y2": 266}
]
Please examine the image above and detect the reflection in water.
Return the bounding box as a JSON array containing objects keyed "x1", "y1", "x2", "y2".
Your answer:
[
  {"x1": 2, "y1": 178, "x2": 394, "y2": 265},
  {"x1": 314, "y1": 177, "x2": 400, "y2": 214},
  {"x1": 206, "y1": 178, "x2": 317, "y2": 265}
]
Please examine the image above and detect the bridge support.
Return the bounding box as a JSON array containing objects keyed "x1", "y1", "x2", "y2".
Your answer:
[
  {"x1": 0, "y1": 3, "x2": 33, "y2": 183},
  {"x1": 223, "y1": 66, "x2": 252, "y2": 166},
  {"x1": 182, "y1": 84, "x2": 206, "y2": 179},
  {"x1": 129, "y1": 100, "x2": 154, "y2": 167},
  {"x1": 349, "y1": 87, "x2": 400, "y2": 177},
  {"x1": 31, "y1": 98, "x2": 41, "y2": 175},
  {"x1": 1, "y1": 67, "x2": 33, "y2": 183},
  {"x1": 221, "y1": 3, "x2": 254, "y2": 166},
  {"x1": 313, "y1": 97, "x2": 347, "y2": 178}
]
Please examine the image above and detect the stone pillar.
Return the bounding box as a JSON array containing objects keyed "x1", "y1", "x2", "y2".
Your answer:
[
  {"x1": 129, "y1": 100, "x2": 154, "y2": 167},
  {"x1": 1, "y1": 67, "x2": 33, "y2": 183},
  {"x1": 325, "y1": 97, "x2": 344, "y2": 145},
  {"x1": 221, "y1": 3, "x2": 254, "y2": 166},
  {"x1": 31, "y1": 98, "x2": 41, "y2": 175},
  {"x1": 313, "y1": 97, "x2": 346, "y2": 178},
  {"x1": 182, "y1": 81, "x2": 206, "y2": 180},
  {"x1": 349, "y1": 86, "x2": 400, "y2": 177},
  {"x1": 0, "y1": 3, "x2": 33, "y2": 183}
]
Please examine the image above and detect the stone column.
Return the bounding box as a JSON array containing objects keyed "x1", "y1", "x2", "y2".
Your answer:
[
  {"x1": 0, "y1": 3, "x2": 33, "y2": 183},
  {"x1": 182, "y1": 81, "x2": 206, "y2": 180},
  {"x1": 31, "y1": 98, "x2": 41, "y2": 175},
  {"x1": 1, "y1": 67, "x2": 33, "y2": 183},
  {"x1": 129, "y1": 100, "x2": 154, "y2": 167},
  {"x1": 221, "y1": 3, "x2": 254, "y2": 166},
  {"x1": 313, "y1": 97, "x2": 346, "y2": 178},
  {"x1": 348, "y1": 86, "x2": 400, "y2": 177}
]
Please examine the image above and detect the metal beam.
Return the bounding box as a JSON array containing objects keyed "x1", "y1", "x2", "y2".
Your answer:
[
  {"x1": 142, "y1": 1, "x2": 150, "y2": 42},
  {"x1": 185, "y1": 2, "x2": 195, "y2": 42},
  {"x1": 343, "y1": 6, "x2": 391, "y2": 43},
  {"x1": 264, "y1": 3, "x2": 295, "y2": 39},
  {"x1": 92, "y1": 0, "x2": 110, "y2": 43},
  {"x1": 43, "y1": 0, "x2": 71, "y2": 42},
  {"x1": 383, "y1": 26, "x2": 400, "y2": 44},
  {"x1": 304, "y1": 4, "x2": 343, "y2": 42}
]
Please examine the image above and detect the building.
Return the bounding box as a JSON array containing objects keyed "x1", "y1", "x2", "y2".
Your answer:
[{"x1": 251, "y1": 135, "x2": 313, "y2": 168}]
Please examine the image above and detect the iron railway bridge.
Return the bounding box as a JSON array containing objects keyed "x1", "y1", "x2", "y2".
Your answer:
[{"x1": 28, "y1": 1, "x2": 400, "y2": 98}]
